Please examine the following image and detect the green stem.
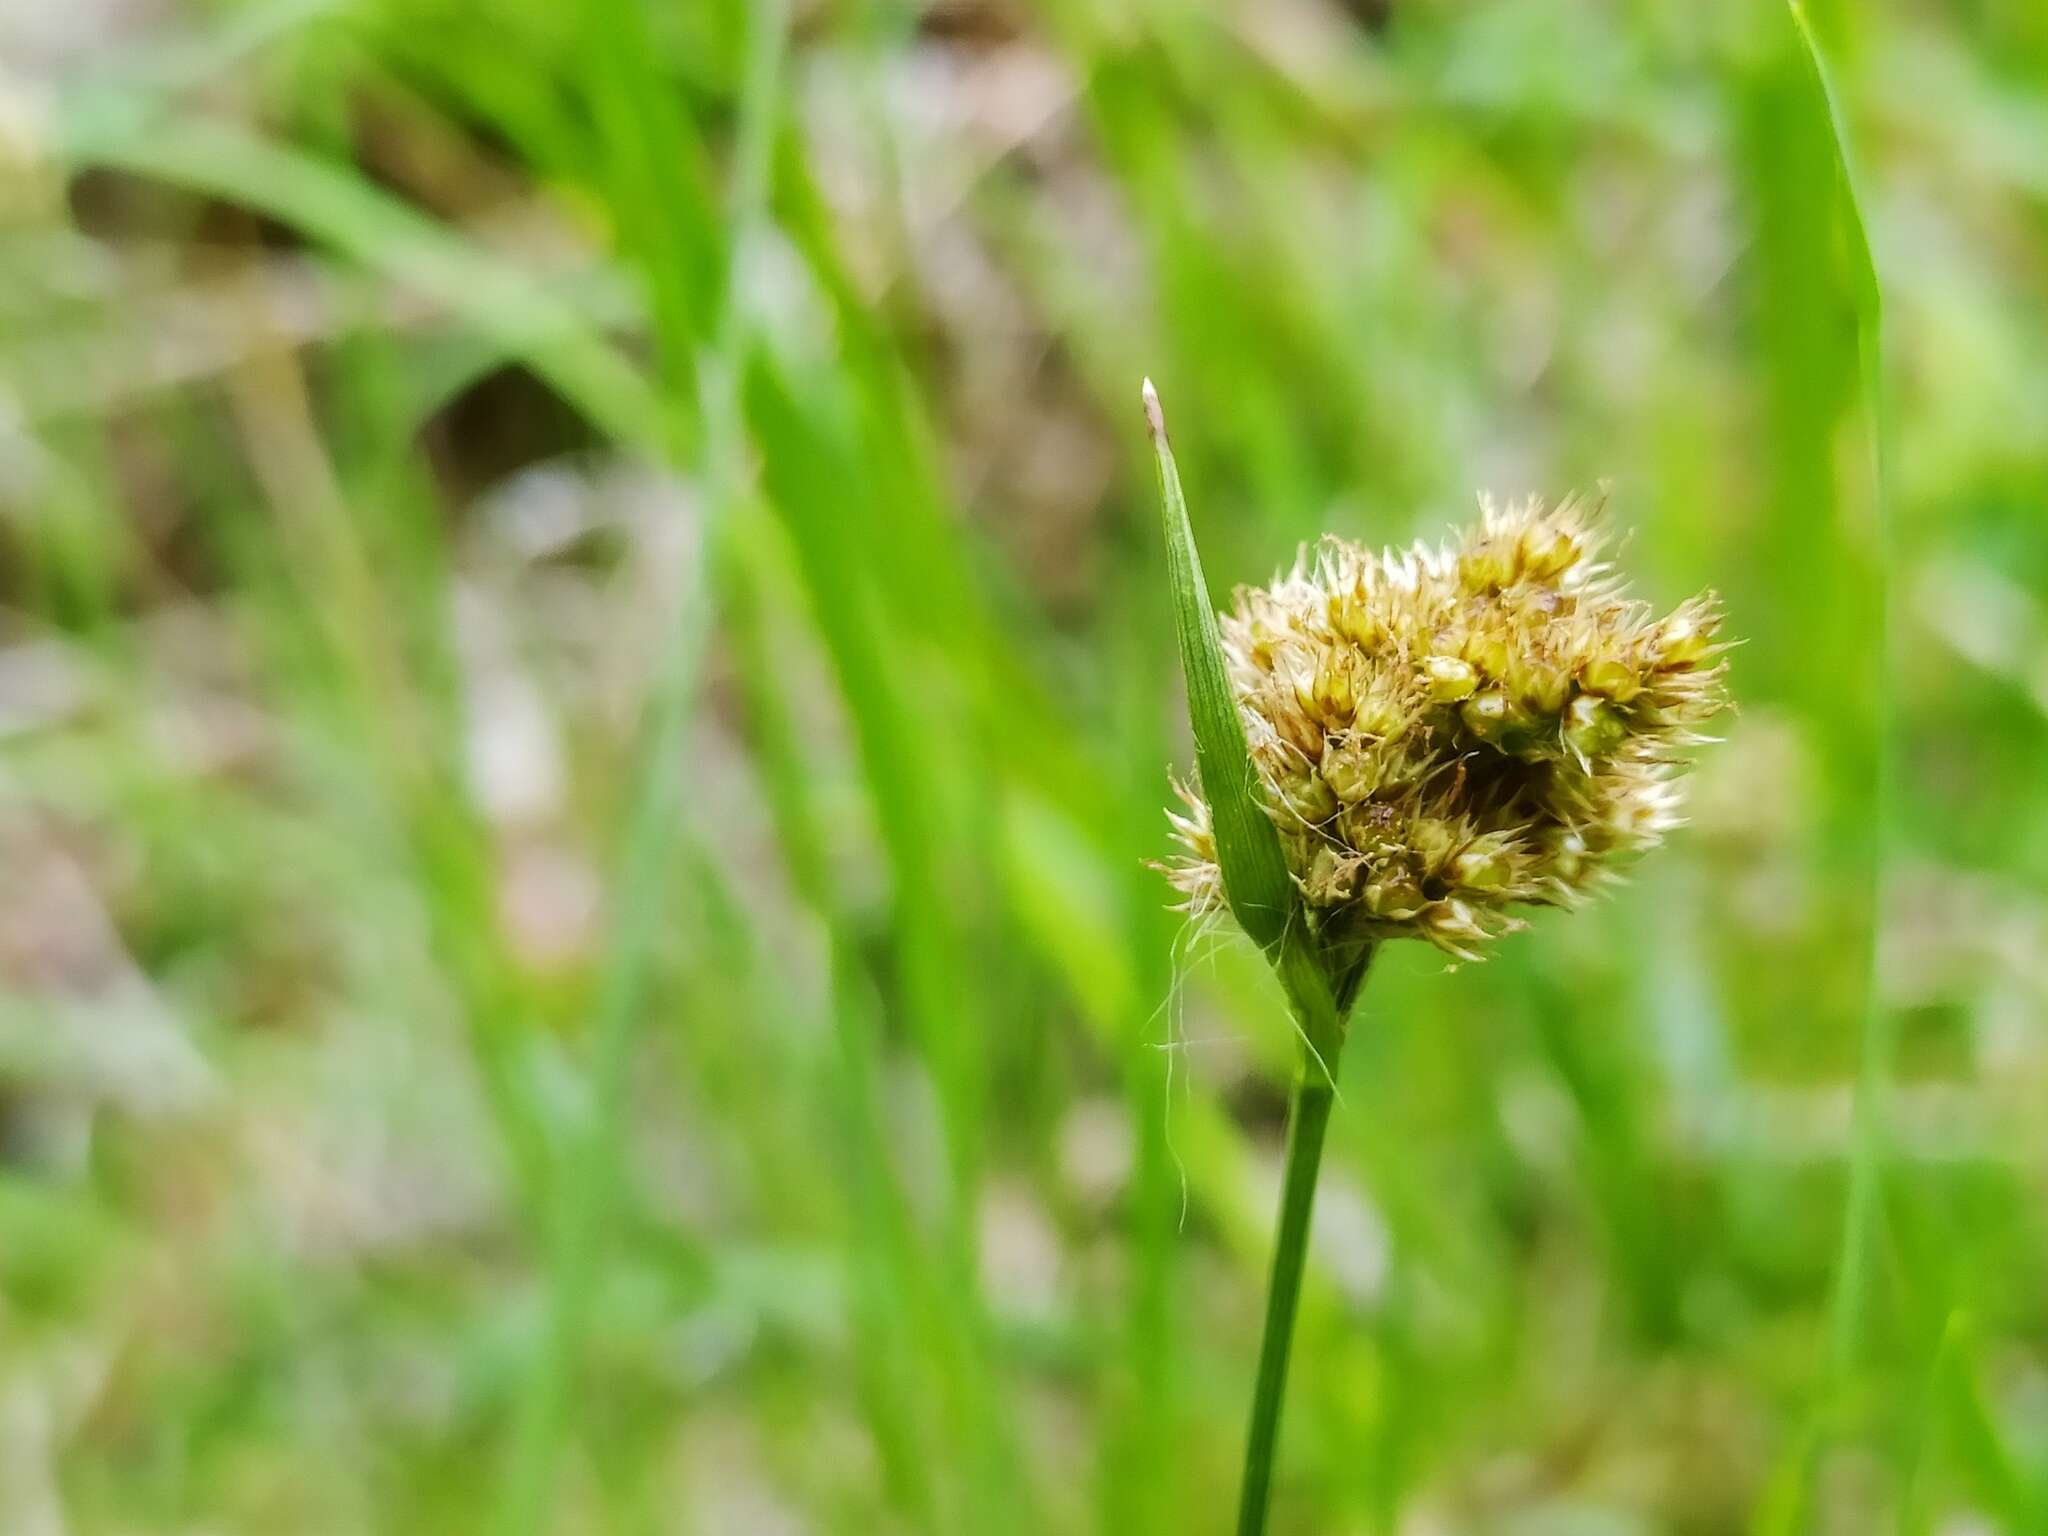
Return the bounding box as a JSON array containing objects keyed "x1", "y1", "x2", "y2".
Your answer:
[{"x1": 1235, "y1": 1068, "x2": 1337, "y2": 1536}]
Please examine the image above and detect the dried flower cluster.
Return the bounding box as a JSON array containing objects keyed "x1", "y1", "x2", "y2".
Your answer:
[{"x1": 1166, "y1": 496, "x2": 1728, "y2": 959}]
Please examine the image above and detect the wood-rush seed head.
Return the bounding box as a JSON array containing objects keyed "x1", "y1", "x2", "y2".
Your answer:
[{"x1": 1163, "y1": 495, "x2": 1730, "y2": 960}]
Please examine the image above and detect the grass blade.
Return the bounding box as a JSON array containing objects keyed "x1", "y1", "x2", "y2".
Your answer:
[
  {"x1": 1900, "y1": 1311, "x2": 2042, "y2": 1534},
  {"x1": 1750, "y1": 9, "x2": 1899, "y2": 1533},
  {"x1": 1782, "y1": 0, "x2": 1894, "y2": 1387}
]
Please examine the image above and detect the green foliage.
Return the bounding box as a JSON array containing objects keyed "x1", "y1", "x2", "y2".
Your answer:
[{"x1": 1, "y1": 1, "x2": 2045, "y2": 1533}]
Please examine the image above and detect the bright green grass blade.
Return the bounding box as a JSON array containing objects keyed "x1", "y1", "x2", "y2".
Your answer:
[
  {"x1": 1749, "y1": 9, "x2": 1898, "y2": 1534},
  {"x1": 745, "y1": 353, "x2": 1023, "y2": 1533},
  {"x1": 1899, "y1": 1311, "x2": 2042, "y2": 1535},
  {"x1": 1143, "y1": 380, "x2": 1295, "y2": 956},
  {"x1": 1785, "y1": 6, "x2": 1883, "y2": 331},
  {"x1": 718, "y1": 509, "x2": 943, "y2": 1526},
  {"x1": 572, "y1": 0, "x2": 725, "y2": 392},
  {"x1": 1783, "y1": 0, "x2": 1895, "y2": 1387}
]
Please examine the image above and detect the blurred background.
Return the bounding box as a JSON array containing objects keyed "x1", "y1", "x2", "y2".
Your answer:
[{"x1": 1, "y1": 0, "x2": 2045, "y2": 1531}]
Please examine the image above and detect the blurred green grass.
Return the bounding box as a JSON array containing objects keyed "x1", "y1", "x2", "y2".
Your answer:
[{"x1": 3, "y1": 0, "x2": 2047, "y2": 1532}]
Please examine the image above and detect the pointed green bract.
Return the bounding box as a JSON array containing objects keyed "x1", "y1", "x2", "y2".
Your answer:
[{"x1": 1145, "y1": 381, "x2": 1298, "y2": 957}]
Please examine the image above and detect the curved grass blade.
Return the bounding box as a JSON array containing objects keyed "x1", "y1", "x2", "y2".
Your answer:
[
  {"x1": 1782, "y1": 0, "x2": 1895, "y2": 1389},
  {"x1": 1899, "y1": 1311, "x2": 2043, "y2": 1534},
  {"x1": 1755, "y1": 9, "x2": 1898, "y2": 1534}
]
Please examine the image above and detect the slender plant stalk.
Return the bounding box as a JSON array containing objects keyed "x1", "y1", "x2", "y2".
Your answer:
[
  {"x1": 1236, "y1": 1067, "x2": 1338, "y2": 1536},
  {"x1": 1146, "y1": 378, "x2": 1374, "y2": 1535},
  {"x1": 1234, "y1": 942, "x2": 1369, "y2": 1536}
]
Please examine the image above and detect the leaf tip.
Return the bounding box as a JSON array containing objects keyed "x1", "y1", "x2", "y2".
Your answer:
[{"x1": 1141, "y1": 377, "x2": 1167, "y2": 443}]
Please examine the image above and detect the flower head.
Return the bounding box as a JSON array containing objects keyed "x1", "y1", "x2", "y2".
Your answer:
[{"x1": 1165, "y1": 495, "x2": 1729, "y2": 960}]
